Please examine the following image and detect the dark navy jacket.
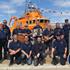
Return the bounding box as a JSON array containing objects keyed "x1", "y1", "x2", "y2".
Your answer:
[
  {"x1": 3, "y1": 25, "x2": 11, "y2": 39},
  {"x1": 43, "y1": 28, "x2": 54, "y2": 36},
  {"x1": 9, "y1": 41, "x2": 21, "y2": 50},
  {"x1": 33, "y1": 25, "x2": 42, "y2": 29},
  {"x1": 54, "y1": 28, "x2": 64, "y2": 37},
  {"x1": 21, "y1": 29, "x2": 31, "y2": 34},
  {"x1": 21, "y1": 42, "x2": 32, "y2": 54},
  {"x1": 32, "y1": 42, "x2": 46, "y2": 56},
  {"x1": 13, "y1": 28, "x2": 22, "y2": 35},
  {"x1": 0, "y1": 29, "x2": 6, "y2": 40},
  {"x1": 63, "y1": 24, "x2": 70, "y2": 40},
  {"x1": 52, "y1": 39, "x2": 67, "y2": 56}
]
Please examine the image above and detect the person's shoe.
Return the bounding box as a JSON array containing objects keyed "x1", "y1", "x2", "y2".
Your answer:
[
  {"x1": 51, "y1": 59, "x2": 58, "y2": 65},
  {"x1": 16, "y1": 61, "x2": 21, "y2": 65},
  {"x1": 27, "y1": 62, "x2": 32, "y2": 65},
  {"x1": 21, "y1": 60, "x2": 26, "y2": 65},
  {"x1": 9, "y1": 62, "x2": 14, "y2": 66},
  {"x1": 34, "y1": 59, "x2": 39, "y2": 66},
  {"x1": 21, "y1": 62, "x2": 25, "y2": 65},
  {"x1": 40, "y1": 61, "x2": 44, "y2": 65}
]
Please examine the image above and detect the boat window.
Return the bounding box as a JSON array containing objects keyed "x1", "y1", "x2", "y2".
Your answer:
[
  {"x1": 26, "y1": 21, "x2": 28, "y2": 24},
  {"x1": 45, "y1": 20, "x2": 50, "y2": 23},
  {"x1": 26, "y1": 21, "x2": 33, "y2": 24},
  {"x1": 33, "y1": 20, "x2": 35, "y2": 23},
  {"x1": 30, "y1": 21, "x2": 32, "y2": 24},
  {"x1": 29, "y1": 20, "x2": 32, "y2": 24},
  {"x1": 40, "y1": 19, "x2": 44, "y2": 23},
  {"x1": 45, "y1": 20, "x2": 48, "y2": 23},
  {"x1": 37, "y1": 19, "x2": 40, "y2": 22}
]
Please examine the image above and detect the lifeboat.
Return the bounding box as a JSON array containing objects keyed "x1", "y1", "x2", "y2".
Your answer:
[{"x1": 9, "y1": 2, "x2": 49, "y2": 32}]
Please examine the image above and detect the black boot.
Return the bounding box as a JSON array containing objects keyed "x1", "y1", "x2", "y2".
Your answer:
[
  {"x1": 34, "y1": 58, "x2": 39, "y2": 66},
  {"x1": 9, "y1": 61, "x2": 14, "y2": 66}
]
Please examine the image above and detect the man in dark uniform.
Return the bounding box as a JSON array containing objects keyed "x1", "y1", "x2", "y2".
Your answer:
[
  {"x1": 3, "y1": 20, "x2": 11, "y2": 59},
  {"x1": 33, "y1": 20, "x2": 43, "y2": 37},
  {"x1": 0, "y1": 24, "x2": 6, "y2": 60},
  {"x1": 54, "y1": 23, "x2": 64, "y2": 39},
  {"x1": 21, "y1": 24, "x2": 31, "y2": 35},
  {"x1": 32, "y1": 36, "x2": 46, "y2": 66},
  {"x1": 42, "y1": 24, "x2": 54, "y2": 55},
  {"x1": 33, "y1": 21, "x2": 42, "y2": 29},
  {"x1": 21, "y1": 35, "x2": 32, "y2": 65},
  {"x1": 51, "y1": 32, "x2": 67, "y2": 65},
  {"x1": 9, "y1": 34, "x2": 21, "y2": 66},
  {"x1": 13, "y1": 24, "x2": 22, "y2": 35},
  {"x1": 21, "y1": 24, "x2": 32, "y2": 41},
  {"x1": 3, "y1": 20, "x2": 11, "y2": 40},
  {"x1": 63, "y1": 19, "x2": 70, "y2": 55}
]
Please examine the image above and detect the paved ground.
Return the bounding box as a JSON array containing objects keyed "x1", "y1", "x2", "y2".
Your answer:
[
  {"x1": 0, "y1": 64, "x2": 70, "y2": 70},
  {"x1": 0, "y1": 60, "x2": 70, "y2": 70}
]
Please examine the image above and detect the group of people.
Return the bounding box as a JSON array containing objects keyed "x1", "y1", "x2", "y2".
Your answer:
[{"x1": 0, "y1": 19, "x2": 70, "y2": 66}]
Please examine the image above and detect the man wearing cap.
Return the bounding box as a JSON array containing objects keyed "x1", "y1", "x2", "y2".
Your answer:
[
  {"x1": 0, "y1": 24, "x2": 6, "y2": 60},
  {"x1": 63, "y1": 19, "x2": 70, "y2": 56},
  {"x1": 54, "y1": 23, "x2": 64, "y2": 39},
  {"x1": 51, "y1": 32, "x2": 67, "y2": 65},
  {"x1": 3, "y1": 20, "x2": 11, "y2": 59}
]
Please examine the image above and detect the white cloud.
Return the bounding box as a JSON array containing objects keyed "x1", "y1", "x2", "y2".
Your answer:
[
  {"x1": 9, "y1": 0, "x2": 26, "y2": 6},
  {"x1": 61, "y1": 2, "x2": 70, "y2": 7},
  {"x1": 0, "y1": 0, "x2": 26, "y2": 14},
  {"x1": 50, "y1": 0, "x2": 70, "y2": 7},
  {"x1": 0, "y1": 14, "x2": 4, "y2": 17},
  {"x1": 61, "y1": 13, "x2": 70, "y2": 16},
  {"x1": 0, "y1": 3, "x2": 17, "y2": 14},
  {"x1": 0, "y1": 3, "x2": 10, "y2": 9},
  {"x1": 4, "y1": 9, "x2": 16, "y2": 14},
  {"x1": 52, "y1": 11, "x2": 70, "y2": 17}
]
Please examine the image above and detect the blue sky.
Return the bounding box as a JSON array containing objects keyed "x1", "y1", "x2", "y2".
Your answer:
[{"x1": 0, "y1": 0, "x2": 70, "y2": 23}]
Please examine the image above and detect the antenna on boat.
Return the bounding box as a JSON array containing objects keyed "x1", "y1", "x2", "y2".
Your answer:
[
  {"x1": 25, "y1": 0, "x2": 28, "y2": 13},
  {"x1": 25, "y1": 0, "x2": 38, "y2": 13}
]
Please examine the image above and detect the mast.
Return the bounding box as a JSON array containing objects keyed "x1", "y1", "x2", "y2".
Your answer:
[{"x1": 25, "y1": 0, "x2": 28, "y2": 13}]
